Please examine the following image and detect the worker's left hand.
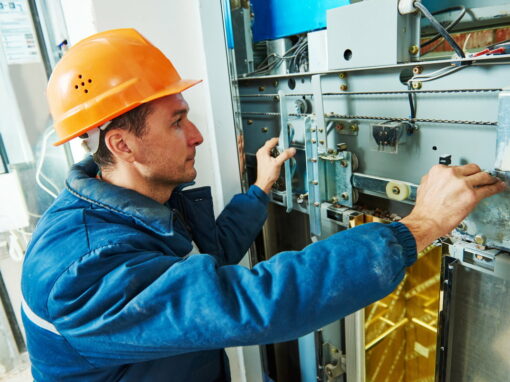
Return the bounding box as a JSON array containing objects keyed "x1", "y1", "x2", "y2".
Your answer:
[{"x1": 254, "y1": 137, "x2": 296, "y2": 194}]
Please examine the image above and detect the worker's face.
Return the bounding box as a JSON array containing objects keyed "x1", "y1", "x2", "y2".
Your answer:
[{"x1": 132, "y1": 94, "x2": 203, "y2": 186}]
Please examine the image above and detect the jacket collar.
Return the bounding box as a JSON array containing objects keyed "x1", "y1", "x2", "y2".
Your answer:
[{"x1": 66, "y1": 156, "x2": 181, "y2": 236}]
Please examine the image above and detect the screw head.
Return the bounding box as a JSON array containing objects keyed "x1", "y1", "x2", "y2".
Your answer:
[
  {"x1": 273, "y1": 95, "x2": 279, "y2": 101},
  {"x1": 413, "y1": 65, "x2": 424, "y2": 75},
  {"x1": 474, "y1": 234, "x2": 486, "y2": 245},
  {"x1": 339, "y1": 72, "x2": 346, "y2": 79},
  {"x1": 457, "y1": 222, "x2": 467, "y2": 231},
  {"x1": 258, "y1": 86, "x2": 265, "y2": 92},
  {"x1": 412, "y1": 81, "x2": 422, "y2": 90},
  {"x1": 350, "y1": 124, "x2": 359, "y2": 132},
  {"x1": 392, "y1": 186, "x2": 400, "y2": 195},
  {"x1": 247, "y1": 120, "x2": 253, "y2": 125},
  {"x1": 312, "y1": 139, "x2": 317, "y2": 144},
  {"x1": 335, "y1": 123, "x2": 344, "y2": 131},
  {"x1": 341, "y1": 192, "x2": 349, "y2": 200},
  {"x1": 261, "y1": 127, "x2": 268, "y2": 133},
  {"x1": 337, "y1": 142, "x2": 348, "y2": 151},
  {"x1": 341, "y1": 160, "x2": 348, "y2": 168},
  {"x1": 314, "y1": 202, "x2": 320, "y2": 207},
  {"x1": 409, "y1": 45, "x2": 419, "y2": 55},
  {"x1": 319, "y1": 140, "x2": 325, "y2": 145},
  {"x1": 310, "y1": 158, "x2": 318, "y2": 163},
  {"x1": 340, "y1": 84, "x2": 348, "y2": 91},
  {"x1": 311, "y1": 180, "x2": 319, "y2": 185},
  {"x1": 273, "y1": 80, "x2": 279, "y2": 87}
]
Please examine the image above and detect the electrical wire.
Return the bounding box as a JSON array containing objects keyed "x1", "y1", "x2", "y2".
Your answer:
[
  {"x1": 420, "y1": 6, "x2": 467, "y2": 49},
  {"x1": 35, "y1": 128, "x2": 59, "y2": 199},
  {"x1": 414, "y1": 2, "x2": 465, "y2": 59}
]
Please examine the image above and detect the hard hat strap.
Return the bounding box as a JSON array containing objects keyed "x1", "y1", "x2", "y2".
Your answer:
[{"x1": 81, "y1": 121, "x2": 112, "y2": 154}]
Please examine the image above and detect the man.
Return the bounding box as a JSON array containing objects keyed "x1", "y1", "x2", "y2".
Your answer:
[{"x1": 21, "y1": 28, "x2": 505, "y2": 381}]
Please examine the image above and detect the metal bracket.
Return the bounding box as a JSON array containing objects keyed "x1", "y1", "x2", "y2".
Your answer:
[
  {"x1": 322, "y1": 342, "x2": 346, "y2": 382},
  {"x1": 305, "y1": 116, "x2": 322, "y2": 237},
  {"x1": 278, "y1": 90, "x2": 293, "y2": 212}
]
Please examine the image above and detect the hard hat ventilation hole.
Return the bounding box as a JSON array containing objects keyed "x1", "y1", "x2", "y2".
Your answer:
[
  {"x1": 84, "y1": 89, "x2": 89, "y2": 94},
  {"x1": 74, "y1": 85, "x2": 79, "y2": 89},
  {"x1": 88, "y1": 79, "x2": 92, "y2": 83},
  {"x1": 78, "y1": 74, "x2": 83, "y2": 79}
]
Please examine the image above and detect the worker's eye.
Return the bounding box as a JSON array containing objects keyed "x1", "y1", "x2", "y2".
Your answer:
[{"x1": 172, "y1": 118, "x2": 182, "y2": 127}]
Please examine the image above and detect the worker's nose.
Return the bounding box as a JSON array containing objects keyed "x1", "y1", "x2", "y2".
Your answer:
[{"x1": 187, "y1": 120, "x2": 203, "y2": 146}]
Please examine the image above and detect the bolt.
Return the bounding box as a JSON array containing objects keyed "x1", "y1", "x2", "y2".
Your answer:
[
  {"x1": 312, "y1": 139, "x2": 317, "y2": 144},
  {"x1": 328, "y1": 149, "x2": 335, "y2": 154},
  {"x1": 340, "y1": 84, "x2": 348, "y2": 91},
  {"x1": 273, "y1": 95, "x2": 279, "y2": 101},
  {"x1": 412, "y1": 81, "x2": 422, "y2": 90},
  {"x1": 319, "y1": 140, "x2": 325, "y2": 145},
  {"x1": 335, "y1": 123, "x2": 344, "y2": 131},
  {"x1": 339, "y1": 72, "x2": 347, "y2": 79},
  {"x1": 311, "y1": 128, "x2": 316, "y2": 133},
  {"x1": 247, "y1": 120, "x2": 253, "y2": 125},
  {"x1": 457, "y1": 222, "x2": 467, "y2": 231},
  {"x1": 474, "y1": 234, "x2": 486, "y2": 245},
  {"x1": 350, "y1": 124, "x2": 359, "y2": 132},
  {"x1": 409, "y1": 45, "x2": 419, "y2": 55},
  {"x1": 341, "y1": 192, "x2": 349, "y2": 200},
  {"x1": 318, "y1": 128, "x2": 324, "y2": 133},
  {"x1": 262, "y1": 127, "x2": 268, "y2": 133},
  {"x1": 392, "y1": 186, "x2": 400, "y2": 195},
  {"x1": 311, "y1": 180, "x2": 319, "y2": 185},
  {"x1": 341, "y1": 160, "x2": 348, "y2": 167},
  {"x1": 337, "y1": 142, "x2": 348, "y2": 151},
  {"x1": 310, "y1": 158, "x2": 318, "y2": 163},
  {"x1": 258, "y1": 86, "x2": 265, "y2": 92},
  {"x1": 273, "y1": 80, "x2": 279, "y2": 87},
  {"x1": 413, "y1": 65, "x2": 424, "y2": 75},
  {"x1": 314, "y1": 202, "x2": 320, "y2": 207}
]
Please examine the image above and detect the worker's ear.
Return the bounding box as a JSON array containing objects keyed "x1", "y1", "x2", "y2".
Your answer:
[{"x1": 104, "y1": 129, "x2": 135, "y2": 163}]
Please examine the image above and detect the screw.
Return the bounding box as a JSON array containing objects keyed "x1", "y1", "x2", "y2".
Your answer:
[
  {"x1": 314, "y1": 202, "x2": 320, "y2": 207},
  {"x1": 340, "y1": 84, "x2": 348, "y2": 91},
  {"x1": 457, "y1": 222, "x2": 467, "y2": 231},
  {"x1": 247, "y1": 120, "x2": 253, "y2": 125},
  {"x1": 319, "y1": 140, "x2": 325, "y2": 145},
  {"x1": 312, "y1": 139, "x2": 317, "y2": 144},
  {"x1": 412, "y1": 81, "x2": 422, "y2": 90},
  {"x1": 350, "y1": 124, "x2": 359, "y2": 132},
  {"x1": 318, "y1": 128, "x2": 324, "y2": 133},
  {"x1": 311, "y1": 128, "x2": 316, "y2": 133},
  {"x1": 413, "y1": 65, "x2": 424, "y2": 75},
  {"x1": 392, "y1": 186, "x2": 400, "y2": 195},
  {"x1": 341, "y1": 192, "x2": 349, "y2": 200},
  {"x1": 341, "y1": 160, "x2": 348, "y2": 167},
  {"x1": 258, "y1": 86, "x2": 265, "y2": 92},
  {"x1": 273, "y1": 80, "x2": 279, "y2": 87},
  {"x1": 273, "y1": 95, "x2": 279, "y2": 101},
  {"x1": 310, "y1": 158, "x2": 318, "y2": 163},
  {"x1": 337, "y1": 142, "x2": 348, "y2": 151},
  {"x1": 335, "y1": 123, "x2": 344, "y2": 131},
  {"x1": 311, "y1": 180, "x2": 319, "y2": 185},
  {"x1": 262, "y1": 127, "x2": 268, "y2": 133},
  {"x1": 474, "y1": 234, "x2": 486, "y2": 245},
  {"x1": 339, "y1": 72, "x2": 347, "y2": 79},
  {"x1": 327, "y1": 149, "x2": 336, "y2": 154},
  {"x1": 409, "y1": 45, "x2": 419, "y2": 55}
]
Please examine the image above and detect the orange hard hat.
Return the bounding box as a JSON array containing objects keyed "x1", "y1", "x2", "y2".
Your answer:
[{"x1": 47, "y1": 28, "x2": 201, "y2": 146}]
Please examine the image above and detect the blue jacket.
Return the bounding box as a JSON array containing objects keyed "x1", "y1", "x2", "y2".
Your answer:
[{"x1": 22, "y1": 157, "x2": 416, "y2": 381}]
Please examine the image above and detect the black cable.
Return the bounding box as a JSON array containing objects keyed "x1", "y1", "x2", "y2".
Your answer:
[
  {"x1": 414, "y1": 2, "x2": 465, "y2": 59},
  {"x1": 421, "y1": 6, "x2": 466, "y2": 48},
  {"x1": 407, "y1": 84, "x2": 416, "y2": 122}
]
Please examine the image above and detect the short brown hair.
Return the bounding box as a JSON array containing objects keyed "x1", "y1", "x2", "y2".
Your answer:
[{"x1": 93, "y1": 103, "x2": 152, "y2": 169}]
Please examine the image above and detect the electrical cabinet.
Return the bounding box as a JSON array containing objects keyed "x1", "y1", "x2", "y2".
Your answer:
[{"x1": 226, "y1": 1, "x2": 510, "y2": 381}]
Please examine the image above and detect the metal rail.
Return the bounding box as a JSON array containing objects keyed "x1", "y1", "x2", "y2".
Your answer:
[
  {"x1": 238, "y1": 111, "x2": 497, "y2": 126},
  {"x1": 238, "y1": 88, "x2": 502, "y2": 98}
]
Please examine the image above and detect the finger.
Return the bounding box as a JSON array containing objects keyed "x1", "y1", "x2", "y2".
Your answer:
[
  {"x1": 466, "y1": 171, "x2": 501, "y2": 187},
  {"x1": 455, "y1": 163, "x2": 482, "y2": 176},
  {"x1": 259, "y1": 137, "x2": 279, "y2": 155},
  {"x1": 276, "y1": 148, "x2": 296, "y2": 164},
  {"x1": 474, "y1": 180, "x2": 507, "y2": 201}
]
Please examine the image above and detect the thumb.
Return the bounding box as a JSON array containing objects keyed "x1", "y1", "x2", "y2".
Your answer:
[{"x1": 276, "y1": 148, "x2": 296, "y2": 164}]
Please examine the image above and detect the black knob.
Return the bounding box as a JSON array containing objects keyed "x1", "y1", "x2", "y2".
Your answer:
[{"x1": 439, "y1": 155, "x2": 452, "y2": 165}]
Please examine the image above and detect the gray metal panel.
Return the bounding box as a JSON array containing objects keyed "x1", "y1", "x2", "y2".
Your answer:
[{"x1": 446, "y1": 260, "x2": 510, "y2": 382}]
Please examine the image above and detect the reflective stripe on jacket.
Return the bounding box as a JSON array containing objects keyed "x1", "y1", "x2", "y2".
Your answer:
[{"x1": 22, "y1": 156, "x2": 416, "y2": 381}]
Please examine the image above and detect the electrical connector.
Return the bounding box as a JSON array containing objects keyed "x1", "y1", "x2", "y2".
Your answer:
[{"x1": 398, "y1": 0, "x2": 421, "y2": 15}]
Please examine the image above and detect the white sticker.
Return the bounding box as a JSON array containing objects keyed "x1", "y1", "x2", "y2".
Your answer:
[{"x1": 0, "y1": 0, "x2": 40, "y2": 64}]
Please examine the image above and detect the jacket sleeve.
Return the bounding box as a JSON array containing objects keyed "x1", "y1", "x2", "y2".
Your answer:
[
  {"x1": 214, "y1": 185, "x2": 269, "y2": 265},
  {"x1": 48, "y1": 222, "x2": 416, "y2": 367}
]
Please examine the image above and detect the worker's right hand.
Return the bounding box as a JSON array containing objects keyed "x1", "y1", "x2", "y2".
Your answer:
[
  {"x1": 254, "y1": 137, "x2": 296, "y2": 194},
  {"x1": 401, "y1": 164, "x2": 506, "y2": 252}
]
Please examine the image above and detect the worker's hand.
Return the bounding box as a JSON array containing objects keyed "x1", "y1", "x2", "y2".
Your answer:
[
  {"x1": 254, "y1": 137, "x2": 296, "y2": 194},
  {"x1": 401, "y1": 164, "x2": 506, "y2": 252}
]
